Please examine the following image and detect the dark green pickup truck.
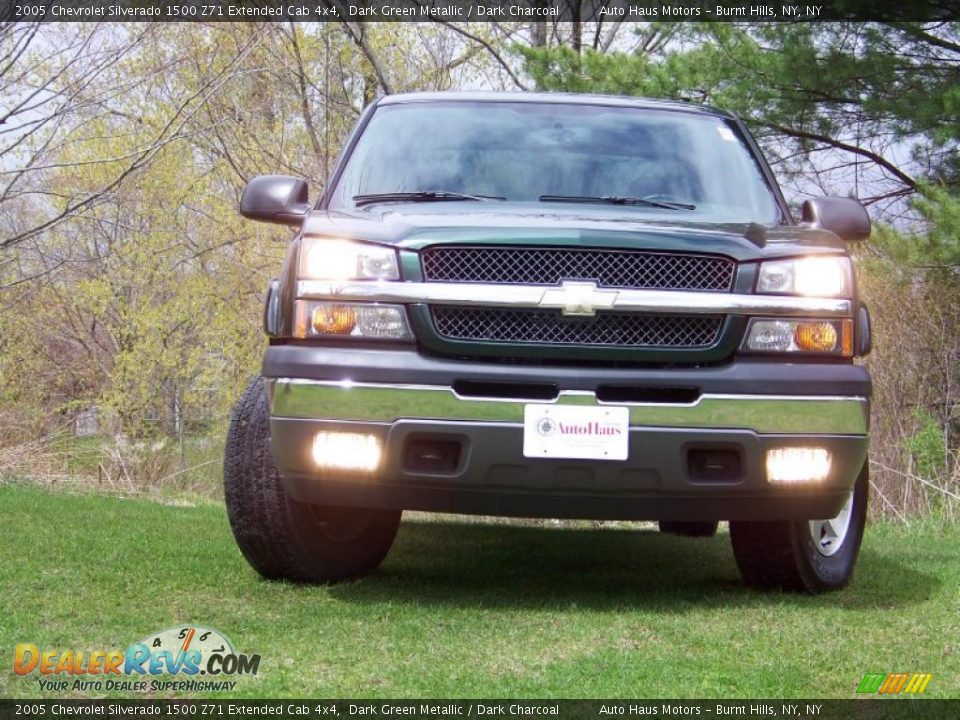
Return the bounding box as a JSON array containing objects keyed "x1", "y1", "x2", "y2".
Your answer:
[{"x1": 224, "y1": 92, "x2": 873, "y2": 593}]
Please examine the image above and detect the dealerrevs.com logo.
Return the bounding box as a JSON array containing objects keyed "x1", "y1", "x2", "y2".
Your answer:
[
  {"x1": 856, "y1": 672, "x2": 932, "y2": 695},
  {"x1": 14, "y1": 625, "x2": 260, "y2": 693}
]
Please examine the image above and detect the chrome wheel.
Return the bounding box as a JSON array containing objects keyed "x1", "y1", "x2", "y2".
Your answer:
[{"x1": 808, "y1": 491, "x2": 854, "y2": 557}]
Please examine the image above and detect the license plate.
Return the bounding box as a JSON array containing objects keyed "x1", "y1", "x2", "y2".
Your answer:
[{"x1": 523, "y1": 404, "x2": 629, "y2": 461}]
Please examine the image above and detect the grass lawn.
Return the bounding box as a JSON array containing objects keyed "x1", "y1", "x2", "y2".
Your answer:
[{"x1": 1, "y1": 485, "x2": 957, "y2": 699}]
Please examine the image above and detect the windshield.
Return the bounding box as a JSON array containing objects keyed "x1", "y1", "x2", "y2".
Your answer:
[{"x1": 329, "y1": 101, "x2": 783, "y2": 225}]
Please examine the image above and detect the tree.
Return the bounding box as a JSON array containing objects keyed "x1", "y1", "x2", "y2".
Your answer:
[
  {"x1": 520, "y1": 21, "x2": 960, "y2": 253},
  {"x1": 0, "y1": 21, "x2": 526, "y2": 438}
]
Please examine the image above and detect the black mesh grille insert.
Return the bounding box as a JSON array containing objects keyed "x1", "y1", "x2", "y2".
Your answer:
[
  {"x1": 431, "y1": 307, "x2": 724, "y2": 348},
  {"x1": 421, "y1": 246, "x2": 735, "y2": 291}
]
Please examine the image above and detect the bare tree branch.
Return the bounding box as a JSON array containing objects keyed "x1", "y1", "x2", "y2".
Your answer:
[{"x1": 431, "y1": 21, "x2": 528, "y2": 90}]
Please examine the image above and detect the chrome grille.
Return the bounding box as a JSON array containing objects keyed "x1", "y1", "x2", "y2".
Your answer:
[
  {"x1": 421, "y1": 246, "x2": 735, "y2": 291},
  {"x1": 431, "y1": 307, "x2": 723, "y2": 348}
]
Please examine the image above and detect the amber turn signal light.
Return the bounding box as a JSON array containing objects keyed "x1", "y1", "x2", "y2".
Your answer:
[
  {"x1": 794, "y1": 321, "x2": 837, "y2": 352},
  {"x1": 292, "y1": 300, "x2": 413, "y2": 340},
  {"x1": 312, "y1": 305, "x2": 357, "y2": 335}
]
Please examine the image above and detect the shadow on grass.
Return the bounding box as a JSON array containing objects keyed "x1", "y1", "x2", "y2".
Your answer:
[{"x1": 329, "y1": 520, "x2": 939, "y2": 611}]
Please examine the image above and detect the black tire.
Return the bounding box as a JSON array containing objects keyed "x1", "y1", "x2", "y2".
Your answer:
[
  {"x1": 658, "y1": 521, "x2": 719, "y2": 538},
  {"x1": 223, "y1": 376, "x2": 401, "y2": 584},
  {"x1": 729, "y1": 462, "x2": 869, "y2": 593}
]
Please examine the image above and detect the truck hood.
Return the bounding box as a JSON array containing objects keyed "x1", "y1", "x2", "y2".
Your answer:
[{"x1": 303, "y1": 202, "x2": 846, "y2": 261}]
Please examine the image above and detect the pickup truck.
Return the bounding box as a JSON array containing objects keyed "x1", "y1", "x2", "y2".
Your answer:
[{"x1": 223, "y1": 92, "x2": 873, "y2": 593}]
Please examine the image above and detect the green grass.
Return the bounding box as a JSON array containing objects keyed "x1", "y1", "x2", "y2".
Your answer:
[{"x1": 1, "y1": 485, "x2": 958, "y2": 699}]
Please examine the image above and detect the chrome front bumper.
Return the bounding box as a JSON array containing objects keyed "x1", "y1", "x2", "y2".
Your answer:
[
  {"x1": 268, "y1": 378, "x2": 869, "y2": 436},
  {"x1": 265, "y1": 374, "x2": 870, "y2": 520}
]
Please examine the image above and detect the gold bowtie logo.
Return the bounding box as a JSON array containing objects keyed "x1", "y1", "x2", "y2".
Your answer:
[{"x1": 538, "y1": 281, "x2": 619, "y2": 317}]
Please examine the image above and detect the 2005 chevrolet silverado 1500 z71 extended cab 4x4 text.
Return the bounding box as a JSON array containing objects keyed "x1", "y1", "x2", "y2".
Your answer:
[{"x1": 223, "y1": 92, "x2": 874, "y2": 593}]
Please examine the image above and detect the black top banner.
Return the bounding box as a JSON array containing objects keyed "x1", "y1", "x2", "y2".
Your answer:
[{"x1": 1, "y1": 0, "x2": 958, "y2": 22}]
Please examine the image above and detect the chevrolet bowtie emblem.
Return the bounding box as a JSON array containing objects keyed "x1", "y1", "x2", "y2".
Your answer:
[{"x1": 538, "y1": 281, "x2": 619, "y2": 317}]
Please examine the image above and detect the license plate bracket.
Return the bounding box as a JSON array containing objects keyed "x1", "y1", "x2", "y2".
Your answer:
[{"x1": 522, "y1": 404, "x2": 629, "y2": 461}]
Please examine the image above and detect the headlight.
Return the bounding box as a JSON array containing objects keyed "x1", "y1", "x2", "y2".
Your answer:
[
  {"x1": 299, "y1": 238, "x2": 399, "y2": 281},
  {"x1": 743, "y1": 318, "x2": 853, "y2": 356},
  {"x1": 757, "y1": 256, "x2": 852, "y2": 298},
  {"x1": 293, "y1": 300, "x2": 413, "y2": 340}
]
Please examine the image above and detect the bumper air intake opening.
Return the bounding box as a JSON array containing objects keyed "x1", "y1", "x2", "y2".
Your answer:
[
  {"x1": 402, "y1": 437, "x2": 464, "y2": 475},
  {"x1": 453, "y1": 380, "x2": 559, "y2": 401},
  {"x1": 596, "y1": 385, "x2": 701, "y2": 404},
  {"x1": 687, "y1": 446, "x2": 743, "y2": 484}
]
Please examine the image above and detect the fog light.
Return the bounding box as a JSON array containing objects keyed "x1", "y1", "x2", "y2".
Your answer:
[
  {"x1": 311, "y1": 432, "x2": 382, "y2": 472},
  {"x1": 766, "y1": 447, "x2": 832, "y2": 484}
]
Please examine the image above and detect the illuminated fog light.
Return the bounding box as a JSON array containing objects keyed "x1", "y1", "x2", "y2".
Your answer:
[
  {"x1": 766, "y1": 447, "x2": 832, "y2": 484},
  {"x1": 311, "y1": 432, "x2": 382, "y2": 472}
]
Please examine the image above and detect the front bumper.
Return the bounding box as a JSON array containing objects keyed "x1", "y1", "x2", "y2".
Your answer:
[{"x1": 265, "y1": 348, "x2": 870, "y2": 522}]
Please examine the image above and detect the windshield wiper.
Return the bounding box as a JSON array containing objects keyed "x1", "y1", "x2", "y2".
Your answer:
[
  {"x1": 353, "y1": 191, "x2": 505, "y2": 207},
  {"x1": 539, "y1": 194, "x2": 696, "y2": 211}
]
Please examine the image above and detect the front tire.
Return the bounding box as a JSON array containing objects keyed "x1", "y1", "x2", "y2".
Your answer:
[
  {"x1": 223, "y1": 377, "x2": 401, "y2": 584},
  {"x1": 729, "y1": 462, "x2": 869, "y2": 593}
]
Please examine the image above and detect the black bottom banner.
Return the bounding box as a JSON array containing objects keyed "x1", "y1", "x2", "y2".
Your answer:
[{"x1": 0, "y1": 700, "x2": 956, "y2": 720}]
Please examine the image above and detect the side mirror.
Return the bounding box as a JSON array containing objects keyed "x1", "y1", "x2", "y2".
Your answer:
[
  {"x1": 240, "y1": 175, "x2": 310, "y2": 226},
  {"x1": 800, "y1": 197, "x2": 871, "y2": 241}
]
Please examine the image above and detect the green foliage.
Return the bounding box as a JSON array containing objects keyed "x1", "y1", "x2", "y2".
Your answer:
[
  {"x1": 912, "y1": 186, "x2": 960, "y2": 268},
  {"x1": 523, "y1": 23, "x2": 958, "y2": 151},
  {"x1": 520, "y1": 22, "x2": 960, "y2": 245},
  {"x1": 1, "y1": 23, "x2": 519, "y2": 439},
  {"x1": 904, "y1": 409, "x2": 947, "y2": 480},
  {"x1": 863, "y1": 189, "x2": 960, "y2": 270},
  {"x1": 0, "y1": 25, "x2": 337, "y2": 437},
  {"x1": 856, "y1": 239, "x2": 960, "y2": 515}
]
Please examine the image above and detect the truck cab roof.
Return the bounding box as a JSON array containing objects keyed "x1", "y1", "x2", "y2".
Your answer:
[{"x1": 376, "y1": 91, "x2": 737, "y2": 120}]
